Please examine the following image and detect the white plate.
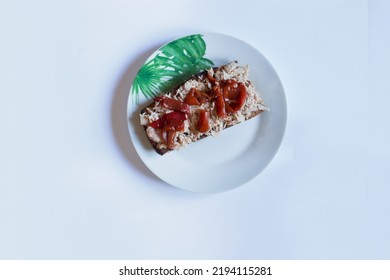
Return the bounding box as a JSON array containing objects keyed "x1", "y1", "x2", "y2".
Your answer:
[{"x1": 127, "y1": 32, "x2": 287, "y2": 193}]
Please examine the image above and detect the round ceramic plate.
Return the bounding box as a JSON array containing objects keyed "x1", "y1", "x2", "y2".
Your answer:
[{"x1": 128, "y1": 32, "x2": 287, "y2": 193}]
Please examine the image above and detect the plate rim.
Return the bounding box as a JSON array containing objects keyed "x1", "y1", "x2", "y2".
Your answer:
[{"x1": 127, "y1": 32, "x2": 287, "y2": 193}]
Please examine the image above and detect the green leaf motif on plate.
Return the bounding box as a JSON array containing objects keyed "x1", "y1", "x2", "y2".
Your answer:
[{"x1": 131, "y1": 34, "x2": 214, "y2": 104}]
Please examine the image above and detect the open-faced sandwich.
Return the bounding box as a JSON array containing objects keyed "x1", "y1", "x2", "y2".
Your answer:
[{"x1": 139, "y1": 61, "x2": 269, "y2": 155}]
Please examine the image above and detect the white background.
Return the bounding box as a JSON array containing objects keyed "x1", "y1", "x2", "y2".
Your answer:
[{"x1": 1, "y1": 0, "x2": 389, "y2": 259}]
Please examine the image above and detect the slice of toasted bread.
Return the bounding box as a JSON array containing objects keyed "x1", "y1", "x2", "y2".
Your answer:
[{"x1": 139, "y1": 61, "x2": 268, "y2": 155}]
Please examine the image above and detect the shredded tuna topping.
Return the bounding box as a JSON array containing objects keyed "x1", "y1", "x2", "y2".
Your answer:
[{"x1": 139, "y1": 61, "x2": 269, "y2": 151}]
